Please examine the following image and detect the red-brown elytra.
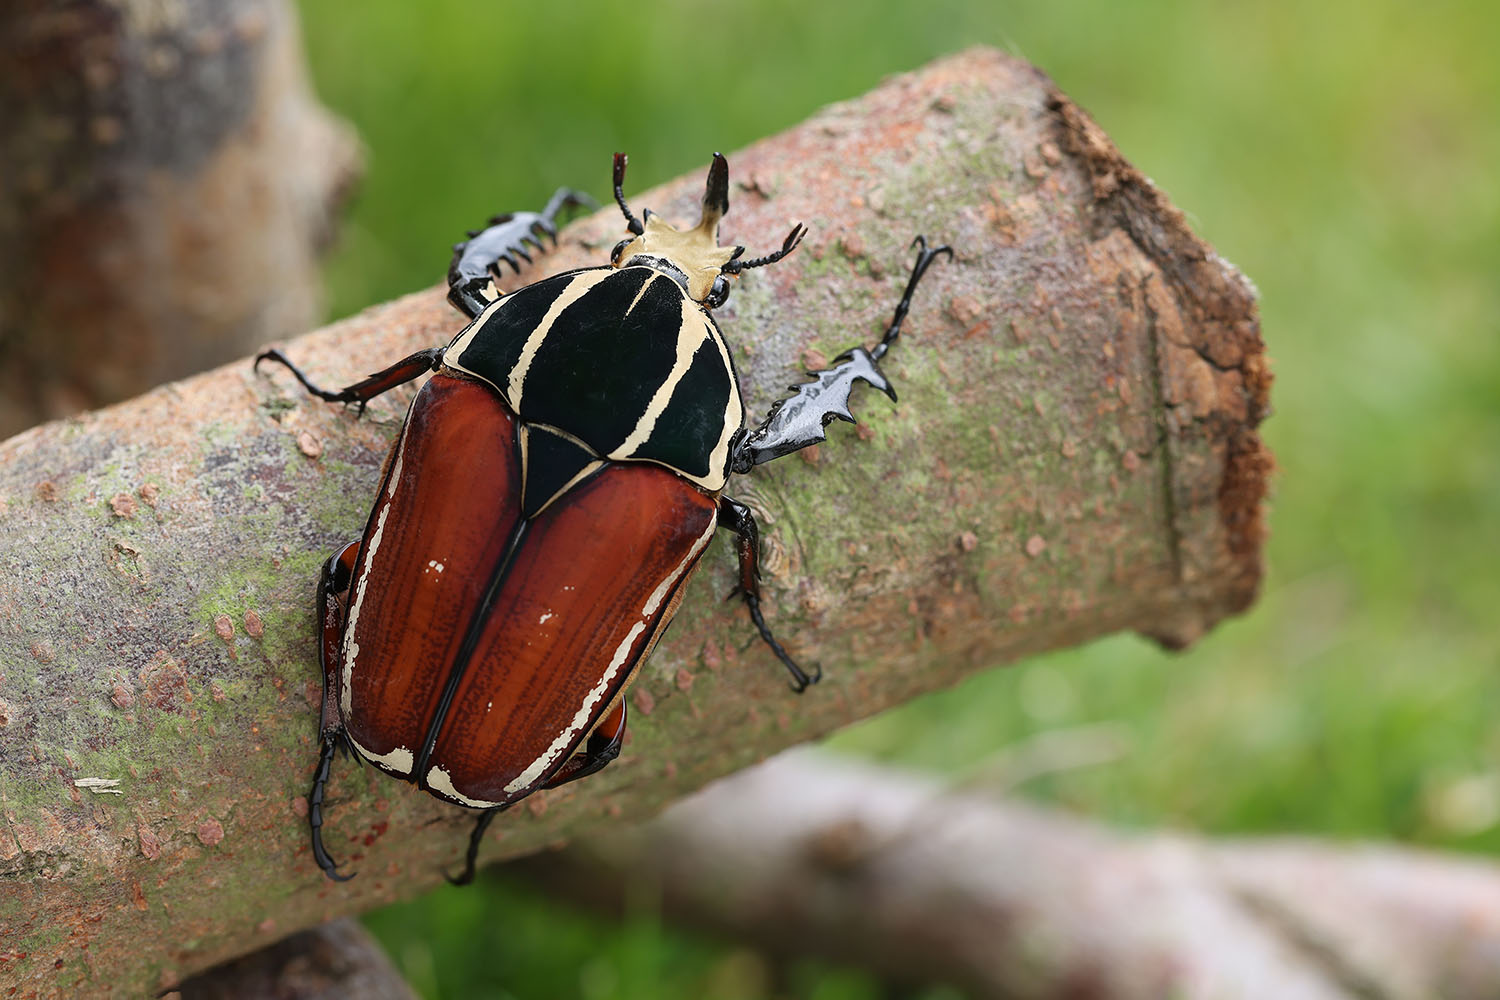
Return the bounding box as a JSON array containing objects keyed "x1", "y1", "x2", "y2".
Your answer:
[{"x1": 256, "y1": 153, "x2": 950, "y2": 884}]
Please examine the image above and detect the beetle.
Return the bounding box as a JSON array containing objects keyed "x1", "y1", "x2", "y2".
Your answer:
[{"x1": 256, "y1": 153, "x2": 949, "y2": 884}]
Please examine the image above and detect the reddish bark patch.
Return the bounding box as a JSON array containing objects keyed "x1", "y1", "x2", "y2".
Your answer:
[{"x1": 196, "y1": 818, "x2": 224, "y2": 847}]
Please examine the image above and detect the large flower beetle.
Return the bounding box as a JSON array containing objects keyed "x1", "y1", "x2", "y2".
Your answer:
[{"x1": 257, "y1": 153, "x2": 949, "y2": 884}]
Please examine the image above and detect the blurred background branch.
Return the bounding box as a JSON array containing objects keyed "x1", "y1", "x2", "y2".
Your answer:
[
  {"x1": 515, "y1": 750, "x2": 1500, "y2": 1000},
  {"x1": 0, "y1": 0, "x2": 361, "y2": 437}
]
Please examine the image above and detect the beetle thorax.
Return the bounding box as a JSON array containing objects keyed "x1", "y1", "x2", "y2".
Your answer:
[{"x1": 615, "y1": 214, "x2": 736, "y2": 303}]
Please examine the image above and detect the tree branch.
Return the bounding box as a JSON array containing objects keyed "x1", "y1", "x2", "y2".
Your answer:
[
  {"x1": 518, "y1": 750, "x2": 1500, "y2": 1000},
  {"x1": 0, "y1": 48, "x2": 1268, "y2": 995}
]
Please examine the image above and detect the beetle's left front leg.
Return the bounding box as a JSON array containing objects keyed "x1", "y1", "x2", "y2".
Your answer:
[
  {"x1": 447, "y1": 186, "x2": 596, "y2": 319},
  {"x1": 718, "y1": 496, "x2": 819, "y2": 692}
]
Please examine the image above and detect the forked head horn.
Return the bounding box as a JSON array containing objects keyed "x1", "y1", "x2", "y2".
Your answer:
[{"x1": 608, "y1": 152, "x2": 804, "y2": 303}]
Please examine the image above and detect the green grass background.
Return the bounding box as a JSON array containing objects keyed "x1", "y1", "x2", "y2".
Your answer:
[{"x1": 294, "y1": 1, "x2": 1500, "y2": 996}]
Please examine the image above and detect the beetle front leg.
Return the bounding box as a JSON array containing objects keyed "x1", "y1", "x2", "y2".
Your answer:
[
  {"x1": 731, "y1": 237, "x2": 951, "y2": 472},
  {"x1": 447, "y1": 186, "x2": 597, "y2": 318},
  {"x1": 255, "y1": 346, "x2": 445, "y2": 414},
  {"x1": 717, "y1": 496, "x2": 819, "y2": 692}
]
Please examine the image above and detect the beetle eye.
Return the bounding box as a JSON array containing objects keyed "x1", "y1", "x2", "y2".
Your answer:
[
  {"x1": 705, "y1": 274, "x2": 730, "y2": 309},
  {"x1": 610, "y1": 239, "x2": 632, "y2": 265}
]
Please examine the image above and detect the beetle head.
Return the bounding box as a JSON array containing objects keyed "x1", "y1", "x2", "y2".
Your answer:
[{"x1": 609, "y1": 153, "x2": 805, "y2": 309}]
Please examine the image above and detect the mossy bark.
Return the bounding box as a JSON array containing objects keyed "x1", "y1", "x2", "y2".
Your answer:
[{"x1": 0, "y1": 49, "x2": 1269, "y2": 997}]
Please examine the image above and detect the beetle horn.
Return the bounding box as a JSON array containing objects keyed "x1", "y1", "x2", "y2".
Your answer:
[{"x1": 698, "y1": 152, "x2": 730, "y2": 233}]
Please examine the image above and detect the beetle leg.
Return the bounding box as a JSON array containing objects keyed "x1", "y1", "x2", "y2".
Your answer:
[
  {"x1": 255, "y1": 346, "x2": 445, "y2": 414},
  {"x1": 307, "y1": 541, "x2": 361, "y2": 882},
  {"x1": 446, "y1": 805, "x2": 508, "y2": 887},
  {"x1": 447, "y1": 186, "x2": 598, "y2": 319},
  {"x1": 543, "y1": 699, "x2": 628, "y2": 789},
  {"x1": 446, "y1": 703, "x2": 628, "y2": 887},
  {"x1": 731, "y1": 237, "x2": 951, "y2": 472},
  {"x1": 309, "y1": 734, "x2": 355, "y2": 882},
  {"x1": 717, "y1": 496, "x2": 819, "y2": 692},
  {"x1": 316, "y1": 542, "x2": 360, "y2": 733}
]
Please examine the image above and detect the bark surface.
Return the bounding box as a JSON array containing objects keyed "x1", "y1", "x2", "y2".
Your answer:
[{"x1": 0, "y1": 49, "x2": 1269, "y2": 996}]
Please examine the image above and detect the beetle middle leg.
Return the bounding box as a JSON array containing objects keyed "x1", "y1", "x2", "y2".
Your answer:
[
  {"x1": 309, "y1": 541, "x2": 361, "y2": 882},
  {"x1": 446, "y1": 701, "x2": 628, "y2": 887},
  {"x1": 717, "y1": 496, "x2": 819, "y2": 692}
]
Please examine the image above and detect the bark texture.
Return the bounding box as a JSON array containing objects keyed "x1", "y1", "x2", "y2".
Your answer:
[
  {"x1": 0, "y1": 0, "x2": 362, "y2": 438},
  {"x1": 0, "y1": 49, "x2": 1269, "y2": 997},
  {"x1": 521, "y1": 750, "x2": 1500, "y2": 1000}
]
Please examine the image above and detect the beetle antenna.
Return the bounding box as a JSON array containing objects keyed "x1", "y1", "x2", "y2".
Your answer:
[
  {"x1": 612, "y1": 153, "x2": 645, "y2": 236},
  {"x1": 723, "y1": 222, "x2": 805, "y2": 274}
]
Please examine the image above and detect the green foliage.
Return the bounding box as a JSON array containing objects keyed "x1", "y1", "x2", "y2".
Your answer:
[{"x1": 296, "y1": 0, "x2": 1500, "y2": 994}]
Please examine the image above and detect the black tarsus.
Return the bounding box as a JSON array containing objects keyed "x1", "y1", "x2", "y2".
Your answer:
[
  {"x1": 447, "y1": 805, "x2": 508, "y2": 887},
  {"x1": 309, "y1": 735, "x2": 354, "y2": 882},
  {"x1": 717, "y1": 496, "x2": 819, "y2": 692},
  {"x1": 730, "y1": 236, "x2": 950, "y2": 472},
  {"x1": 254, "y1": 346, "x2": 446, "y2": 414},
  {"x1": 612, "y1": 152, "x2": 645, "y2": 236},
  {"x1": 871, "y1": 235, "x2": 953, "y2": 362}
]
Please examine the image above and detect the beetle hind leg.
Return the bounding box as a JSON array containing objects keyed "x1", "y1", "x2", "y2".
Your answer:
[
  {"x1": 543, "y1": 699, "x2": 627, "y2": 790},
  {"x1": 446, "y1": 805, "x2": 509, "y2": 887},
  {"x1": 446, "y1": 701, "x2": 629, "y2": 887},
  {"x1": 309, "y1": 734, "x2": 355, "y2": 882},
  {"x1": 717, "y1": 497, "x2": 819, "y2": 692}
]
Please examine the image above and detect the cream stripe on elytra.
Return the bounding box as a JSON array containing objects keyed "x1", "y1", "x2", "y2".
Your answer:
[
  {"x1": 509, "y1": 270, "x2": 613, "y2": 408},
  {"x1": 426, "y1": 763, "x2": 502, "y2": 808},
  {"x1": 610, "y1": 298, "x2": 710, "y2": 461},
  {"x1": 343, "y1": 408, "x2": 413, "y2": 773},
  {"x1": 502, "y1": 515, "x2": 717, "y2": 796},
  {"x1": 447, "y1": 292, "x2": 510, "y2": 354}
]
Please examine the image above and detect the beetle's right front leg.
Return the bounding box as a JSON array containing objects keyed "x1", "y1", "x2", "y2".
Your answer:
[
  {"x1": 447, "y1": 186, "x2": 596, "y2": 319},
  {"x1": 718, "y1": 496, "x2": 819, "y2": 693}
]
